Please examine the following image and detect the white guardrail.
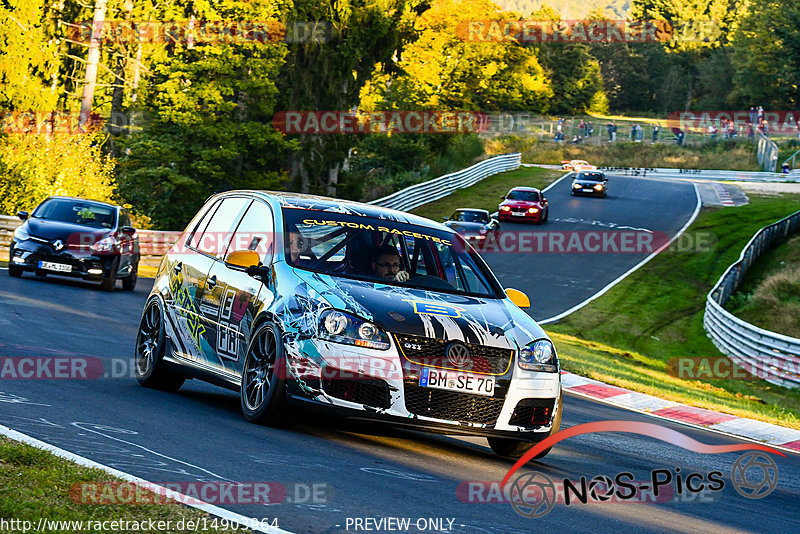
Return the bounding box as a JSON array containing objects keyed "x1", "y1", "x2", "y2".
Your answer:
[
  {"x1": 369, "y1": 153, "x2": 522, "y2": 211},
  {"x1": 528, "y1": 163, "x2": 798, "y2": 181},
  {"x1": 704, "y1": 209, "x2": 800, "y2": 388},
  {"x1": 1, "y1": 153, "x2": 522, "y2": 266}
]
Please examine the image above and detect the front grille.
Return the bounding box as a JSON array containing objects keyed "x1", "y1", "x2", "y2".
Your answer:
[
  {"x1": 321, "y1": 376, "x2": 392, "y2": 409},
  {"x1": 394, "y1": 334, "x2": 513, "y2": 375},
  {"x1": 403, "y1": 382, "x2": 506, "y2": 425},
  {"x1": 511, "y1": 207, "x2": 527, "y2": 213},
  {"x1": 508, "y1": 398, "x2": 555, "y2": 428}
]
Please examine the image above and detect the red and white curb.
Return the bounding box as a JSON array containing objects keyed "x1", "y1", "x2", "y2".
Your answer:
[
  {"x1": 561, "y1": 371, "x2": 800, "y2": 454},
  {"x1": 711, "y1": 182, "x2": 735, "y2": 206}
]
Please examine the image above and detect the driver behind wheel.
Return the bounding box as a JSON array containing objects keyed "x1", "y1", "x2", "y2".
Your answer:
[{"x1": 370, "y1": 245, "x2": 410, "y2": 283}]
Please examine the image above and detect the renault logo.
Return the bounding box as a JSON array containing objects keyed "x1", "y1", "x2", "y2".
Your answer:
[
  {"x1": 52, "y1": 239, "x2": 64, "y2": 251},
  {"x1": 446, "y1": 342, "x2": 471, "y2": 368}
]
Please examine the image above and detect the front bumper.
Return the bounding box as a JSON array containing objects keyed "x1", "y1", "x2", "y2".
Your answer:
[
  {"x1": 10, "y1": 240, "x2": 122, "y2": 280},
  {"x1": 284, "y1": 337, "x2": 561, "y2": 440},
  {"x1": 498, "y1": 211, "x2": 543, "y2": 222},
  {"x1": 571, "y1": 186, "x2": 605, "y2": 197}
]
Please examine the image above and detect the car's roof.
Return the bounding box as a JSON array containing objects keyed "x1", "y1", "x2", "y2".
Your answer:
[
  {"x1": 217, "y1": 190, "x2": 449, "y2": 229},
  {"x1": 454, "y1": 208, "x2": 490, "y2": 214},
  {"x1": 42, "y1": 196, "x2": 119, "y2": 209},
  {"x1": 508, "y1": 187, "x2": 541, "y2": 192}
]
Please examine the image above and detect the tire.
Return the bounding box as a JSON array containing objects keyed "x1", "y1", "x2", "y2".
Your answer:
[
  {"x1": 543, "y1": 208, "x2": 549, "y2": 222},
  {"x1": 100, "y1": 258, "x2": 118, "y2": 291},
  {"x1": 122, "y1": 263, "x2": 138, "y2": 291},
  {"x1": 488, "y1": 394, "x2": 563, "y2": 459},
  {"x1": 135, "y1": 297, "x2": 185, "y2": 392},
  {"x1": 9, "y1": 266, "x2": 22, "y2": 277},
  {"x1": 240, "y1": 322, "x2": 290, "y2": 426}
]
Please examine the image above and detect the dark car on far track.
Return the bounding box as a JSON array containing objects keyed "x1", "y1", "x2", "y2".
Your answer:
[
  {"x1": 571, "y1": 171, "x2": 608, "y2": 198},
  {"x1": 498, "y1": 187, "x2": 548, "y2": 224},
  {"x1": 8, "y1": 196, "x2": 140, "y2": 291},
  {"x1": 443, "y1": 209, "x2": 500, "y2": 243}
]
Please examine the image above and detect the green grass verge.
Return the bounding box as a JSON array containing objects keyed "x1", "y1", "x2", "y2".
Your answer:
[
  {"x1": 410, "y1": 166, "x2": 565, "y2": 221},
  {"x1": 547, "y1": 194, "x2": 800, "y2": 429},
  {"x1": 726, "y1": 233, "x2": 800, "y2": 338},
  {"x1": 0, "y1": 437, "x2": 249, "y2": 533}
]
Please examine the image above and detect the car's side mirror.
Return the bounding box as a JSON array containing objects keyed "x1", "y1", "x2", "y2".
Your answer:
[
  {"x1": 500, "y1": 196, "x2": 505, "y2": 200},
  {"x1": 226, "y1": 249, "x2": 260, "y2": 269},
  {"x1": 505, "y1": 288, "x2": 531, "y2": 308},
  {"x1": 120, "y1": 226, "x2": 136, "y2": 235},
  {"x1": 17, "y1": 211, "x2": 28, "y2": 221}
]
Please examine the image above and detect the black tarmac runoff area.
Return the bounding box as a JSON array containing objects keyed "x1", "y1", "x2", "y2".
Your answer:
[{"x1": 1, "y1": 176, "x2": 798, "y2": 533}]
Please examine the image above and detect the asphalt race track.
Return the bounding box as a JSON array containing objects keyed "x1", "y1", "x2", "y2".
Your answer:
[
  {"x1": 483, "y1": 174, "x2": 700, "y2": 322},
  {"x1": 2, "y1": 176, "x2": 799, "y2": 533}
]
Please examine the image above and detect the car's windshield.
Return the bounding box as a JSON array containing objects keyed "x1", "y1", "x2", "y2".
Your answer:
[
  {"x1": 452, "y1": 211, "x2": 489, "y2": 223},
  {"x1": 282, "y1": 208, "x2": 502, "y2": 298},
  {"x1": 577, "y1": 172, "x2": 604, "y2": 182},
  {"x1": 32, "y1": 199, "x2": 116, "y2": 228},
  {"x1": 506, "y1": 190, "x2": 540, "y2": 201}
]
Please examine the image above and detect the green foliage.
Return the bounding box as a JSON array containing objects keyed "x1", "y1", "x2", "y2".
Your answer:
[
  {"x1": 0, "y1": 133, "x2": 116, "y2": 216},
  {"x1": 115, "y1": 0, "x2": 292, "y2": 230},
  {"x1": 729, "y1": 0, "x2": 800, "y2": 109},
  {"x1": 0, "y1": 0, "x2": 59, "y2": 112},
  {"x1": 362, "y1": 0, "x2": 553, "y2": 112}
]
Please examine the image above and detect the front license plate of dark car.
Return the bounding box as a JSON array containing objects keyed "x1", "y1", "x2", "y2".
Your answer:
[
  {"x1": 419, "y1": 368, "x2": 495, "y2": 396},
  {"x1": 38, "y1": 261, "x2": 72, "y2": 273}
]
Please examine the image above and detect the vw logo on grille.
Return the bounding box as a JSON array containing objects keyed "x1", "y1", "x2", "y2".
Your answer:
[
  {"x1": 446, "y1": 342, "x2": 471, "y2": 368},
  {"x1": 52, "y1": 239, "x2": 64, "y2": 251}
]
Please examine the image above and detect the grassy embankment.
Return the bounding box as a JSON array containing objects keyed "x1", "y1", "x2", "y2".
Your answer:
[
  {"x1": 726, "y1": 234, "x2": 800, "y2": 339},
  {"x1": 0, "y1": 437, "x2": 248, "y2": 533},
  {"x1": 413, "y1": 166, "x2": 800, "y2": 429}
]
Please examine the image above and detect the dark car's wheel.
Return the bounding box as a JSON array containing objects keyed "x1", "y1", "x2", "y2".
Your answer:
[
  {"x1": 135, "y1": 297, "x2": 185, "y2": 392},
  {"x1": 9, "y1": 265, "x2": 22, "y2": 277},
  {"x1": 488, "y1": 394, "x2": 563, "y2": 459},
  {"x1": 100, "y1": 258, "x2": 118, "y2": 291},
  {"x1": 122, "y1": 263, "x2": 138, "y2": 291},
  {"x1": 240, "y1": 322, "x2": 290, "y2": 425}
]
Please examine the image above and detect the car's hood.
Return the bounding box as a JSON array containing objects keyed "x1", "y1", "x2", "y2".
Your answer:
[
  {"x1": 500, "y1": 200, "x2": 541, "y2": 208},
  {"x1": 289, "y1": 269, "x2": 546, "y2": 350},
  {"x1": 444, "y1": 221, "x2": 487, "y2": 232},
  {"x1": 25, "y1": 218, "x2": 110, "y2": 242}
]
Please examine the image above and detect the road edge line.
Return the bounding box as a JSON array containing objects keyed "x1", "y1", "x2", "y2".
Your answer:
[
  {"x1": 0, "y1": 423, "x2": 294, "y2": 534},
  {"x1": 538, "y1": 181, "x2": 702, "y2": 324}
]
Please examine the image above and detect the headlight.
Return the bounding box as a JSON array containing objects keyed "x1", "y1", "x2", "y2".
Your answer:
[
  {"x1": 594, "y1": 184, "x2": 604, "y2": 191},
  {"x1": 528, "y1": 207, "x2": 539, "y2": 213},
  {"x1": 91, "y1": 236, "x2": 117, "y2": 253},
  {"x1": 572, "y1": 183, "x2": 581, "y2": 189},
  {"x1": 500, "y1": 206, "x2": 511, "y2": 212},
  {"x1": 319, "y1": 309, "x2": 390, "y2": 350},
  {"x1": 13, "y1": 225, "x2": 29, "y2": 241},
  {"x1": 518, "y1": 339, "x2": 558, "y2": 372}
]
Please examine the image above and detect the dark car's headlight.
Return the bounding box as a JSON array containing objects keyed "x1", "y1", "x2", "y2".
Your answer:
[
  {"x1": 91, "y1": 236, "x2": 117, "y2": 253},
  {"x1": 572, "y1": 183, "x2": 581, "y2": 189},
  {"x1": 318, "y1": 309, "x2": 390, "y2": 350},
  {"x1": 594, "y1": 184, "x2": 604, "y2": 191},
  {"x1": 13, "y1": 225, "x2": 29, "y2": 241},
  {"x1": 518, "y1": 339, "x2": 558, "y2": 372}
]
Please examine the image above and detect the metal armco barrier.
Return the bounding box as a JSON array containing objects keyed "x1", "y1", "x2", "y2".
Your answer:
[
  {"x1": 369, "y1": 153, "x2": 522, "y2": 211},
  {"x1": 596, "y1": 166, "x2": 789, "y2": 181},
  {"x1": 0, "y1": 154, "x2": 522, "y2": 267},
  {"x1": 703, "y1": 208, "x2": 800, "y2": 388}
]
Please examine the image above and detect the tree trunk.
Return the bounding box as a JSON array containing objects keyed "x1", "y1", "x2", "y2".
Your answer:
[
  {"x1": 326, "y1": 162, "x2": 340, "y2": 197},
  {"x1": 79, "y1": 0, "x2": 107, "y2": 126}
]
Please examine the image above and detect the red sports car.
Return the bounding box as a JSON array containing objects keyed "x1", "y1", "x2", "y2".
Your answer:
[{"x1": 498, "y1": 187, "x2": 548, "y2": 224}]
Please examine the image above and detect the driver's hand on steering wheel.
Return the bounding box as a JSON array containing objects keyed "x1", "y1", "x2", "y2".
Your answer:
[{"x1": 393, "y1": 270, "x2": 410, "y2": 283}]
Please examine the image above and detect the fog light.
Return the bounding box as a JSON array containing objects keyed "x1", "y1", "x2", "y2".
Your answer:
[
  {"x1": 12, "y1": 256, "x2": 25, "y2": 264},
  {"x1": 88, "y1": 268, "x2": 103, "y2": 275}
]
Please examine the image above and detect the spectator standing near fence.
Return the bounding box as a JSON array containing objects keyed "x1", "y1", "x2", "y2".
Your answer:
[
  {"x1": 758, "y1": 106, "x2": 764, "y2": 123},
  {"x1": 746, "y1": 122, "x2": 754, "y2": 139},
  {"x1": 721, "y1": 118, "x2": 728, "y2": 139},
  {"x1": 578, "y1": 119, "x2": 586, "y2": 136},
  {"x1": 749, "y1": 106, "x2": 756, "y2": 125},
  {"x1": 612, "y1": 121, "x2": 617, "y2": 142},
  {"x1": 728, "y1": 120, "x2": 736, "y2": 138},
  {"x1": 652, "y1": 123, "x2": 660, "y2": 142}
]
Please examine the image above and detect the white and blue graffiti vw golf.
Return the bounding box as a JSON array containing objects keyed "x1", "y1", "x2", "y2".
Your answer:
[{"x1": 135, "y1": 191, "x2": 562, "y2": 458}]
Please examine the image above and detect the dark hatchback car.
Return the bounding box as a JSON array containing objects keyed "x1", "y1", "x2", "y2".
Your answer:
[
  {"x1": 443, "y1": 208, "x2": 500, "y2": 242},
  {"x1": 498, "y1": 187, "x2": 548, "y2": 223},
  {"x1": 8, "y1": 196, "x2": 140, "y2": 291},
  {"x1": 571, "y1": 171, "x2": 608, "y2": 197}
]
